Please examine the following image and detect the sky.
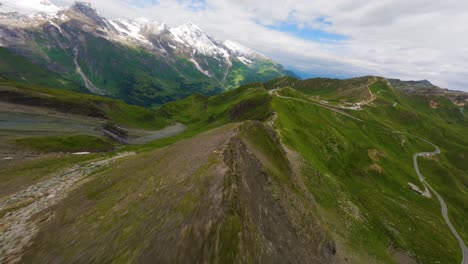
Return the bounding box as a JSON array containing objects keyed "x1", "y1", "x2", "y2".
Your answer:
[{"x1": 51, "y1": 0, "x2": 468, "y2": 91}]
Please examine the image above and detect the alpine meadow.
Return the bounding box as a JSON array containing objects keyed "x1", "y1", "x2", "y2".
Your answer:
[{"x1": 0, "y1": 1, "x2": 467, "y2": 263}]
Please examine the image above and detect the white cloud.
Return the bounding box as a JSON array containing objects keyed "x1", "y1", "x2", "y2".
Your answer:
[{"x1": 51, "y1": 0, "x2": 468, "y2": 91}]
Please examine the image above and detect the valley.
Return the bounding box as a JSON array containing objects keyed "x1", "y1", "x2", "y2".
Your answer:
[
  {"x1": 0, "y1": 1, "x2": 467, "y2": 263},
  {"x1": 0, "y1": 76, "x2": 466, "y2": 263}
]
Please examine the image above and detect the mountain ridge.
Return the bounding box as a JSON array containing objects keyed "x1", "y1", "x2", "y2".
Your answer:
[
  {"x1": 1, "y1": 76, "x2": 466, "y2": 263},
  {"x1": 0, "y1": 1, "x2": 296, "y2": 106}
]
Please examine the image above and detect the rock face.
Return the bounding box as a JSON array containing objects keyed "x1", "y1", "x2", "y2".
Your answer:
[
  {"x1": 102, "y1": 122, "x2": 129, "y2": 144},
  {"x1": 388, "y1": 79, "x2": 468, "y2": 107},
  {"x1": 0, "y1": 1, "x2": 295, "y2": 106}
]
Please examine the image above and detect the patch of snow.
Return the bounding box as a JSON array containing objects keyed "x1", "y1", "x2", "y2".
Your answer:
[
  {"x1": 3, "y1": 157, "x2": 13, "y2": 160},
  {"x1": 238, "y1": 56, "x2": 253, "y2": 66},
  {"x1": 170, "y1": 22, "x2": 227, "y2": 57},
  {"x1": 224, "y1": 39, "x2": 267, "y2": 62},
  {"x1": 48, "y1": 21, "x2": 62, "y2": 33},
  {"x1": 139, "y1": 20, "x2": 167, "y2": 35},
  {"x1": 109, "y1": 19, "x2": 151, "y2": 45},
  {"x1": 224, "y1": 40, "x2": 254, "y2": 56},
  {"x1": 190, "y1": 58, "x2": 212, "y2": 77},
  {"x1": 57, "y1": 13, "x2": 67, "y2": 21},
  {"x1": 72, "y1": 152, "x2": 91, "y2": 155}
]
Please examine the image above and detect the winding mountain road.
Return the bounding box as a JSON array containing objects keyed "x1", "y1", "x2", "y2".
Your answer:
[
  {"x1": 412, "y1": 139, "x2": 468, "y2": 264},
  {"x1": 271, "y1": 88, "x2": 468, "y2": 264}
]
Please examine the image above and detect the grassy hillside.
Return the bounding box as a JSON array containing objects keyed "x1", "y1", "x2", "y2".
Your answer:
[
  {"x1": 271, "y1": 90, "x2": 465, "y2": 263},
  {"x1": 14, "y1": 135, "x2": 115, "y2": 153},
  {"x1": 145, "y1": 78, "x2": 467, "y2": 262},
  {"x1": 0, "y1": 47, "x2": 82, "y2": 91},
  {"x1": 0, "y1": 81, "x2": 167, "y2": 129},
  {"x1": 153, "y1": 83, "x2": 273, "y2": 134},
  {"x1": 19, "y1": 121, "x2": 335, "y2": 263},
  {"x1": 265, "y1": 76, "x2": 374, "y2": 103},
  {"x1": 1, "y1": 78, "x2": 466, "y2": 263}
]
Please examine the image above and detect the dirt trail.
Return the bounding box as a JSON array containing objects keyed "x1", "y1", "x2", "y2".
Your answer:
[
  {"x1": 271, "y1": 89, "x2": 364, "y2": 122},
  {"x1": 357, "y1": 77, "x2": 377, "y2": 106},
  {"x1": 0, "y1": 152, "x2": 135, "y2": 263}
]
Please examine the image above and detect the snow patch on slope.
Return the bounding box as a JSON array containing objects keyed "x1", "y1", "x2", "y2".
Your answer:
[
  {"x1": 48, "y1": 21, "x2": 63, "y2": 34},
  {"x1": 224, "y1": 40, "x2": 265, "y2": 66},
  {"x1": 190, "y1": 58, "x2": 212, "y2": 77},
  {"x1": 224, "y1": 40, "x2": 254, "y2": 56},
  {"x1": 109, "y1": 19, "x2": 151, "y2": 45},
  {"x1": 139, "y1": 20, "x2": 167, "y2": 35},
  {"x1": 238, "y1": 56, "x2": 253, "y2": 67}
]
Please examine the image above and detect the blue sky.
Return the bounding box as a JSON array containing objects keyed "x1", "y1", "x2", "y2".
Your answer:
[
  {"x1": 263, "y1": 21, "x2": 348, "y2": 42},
  {"x1": 51, "y1": 0, "x2": 468, "y2": 91}
]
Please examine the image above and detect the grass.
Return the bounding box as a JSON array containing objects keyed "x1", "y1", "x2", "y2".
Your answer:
[
  {"x1": 238, "y1": 121, "x2": 291, "y2": 185},
  {"x1": 270, "y1": 82, "x2": 466, "y2": 263},
  {"x1": 2, "y1": 77, "x2": 466, "y2": 263},
  {"x1": 14, "y1": 135, "x2": 115, "y2": 153},
  {"x1": 0, "y1": 81, "x2": 168, "y2": 130},
  {"x1": 0, "y1": 47, "x2": 81, "y2": 91},
  {"x1": 2, "y1": 25, "x2": 295, "y2": 107},
  {"x1": 0, "y1": 154, "x2": 100, "y2": 197},
  {"x1": 266, "y1": 76, "x2": 373, "y2": 103}
]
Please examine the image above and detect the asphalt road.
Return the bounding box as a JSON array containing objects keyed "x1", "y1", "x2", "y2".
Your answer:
[
  {"x1": 272, "y1": 89, "x2": 468, "y2": 264},
  {"x1": 412, "y1": 140, "x2": 468, "y2": 264}
]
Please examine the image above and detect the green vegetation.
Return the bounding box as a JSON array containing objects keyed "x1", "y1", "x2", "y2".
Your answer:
[
  {"x1": 1, "y1": 75, "x2": 466, "y2": 263},
  {"x1": 0, "y1": 47, "x2": 81, "y2": 91},
  {"x1": 268, "y1": 79, "x2": 467, "y2": 263},
  {"x1": 14, "y1": 135, "x2": 114, "y2": 153},
  {"x1": 153, "y1": 84, "x2": 273, "y2": 134},
  {"x1": 238, "y1": 122, "x2": 292, "y2": 185},
  {"x1": 0, "y1": 154, "x2": 99, "y2": 197},
  {"x1": 266, "y1": 76, "x2": 373, "y2": 103},
  {"x1": 2, "y1": 32, "x2": 292, "y2": 107},
  {"x1": 225, "y1": 60, "x2": 293, "y2": 90},
  {"x1": 0, "y1": 81, "x2": 167, "y2": 129}
]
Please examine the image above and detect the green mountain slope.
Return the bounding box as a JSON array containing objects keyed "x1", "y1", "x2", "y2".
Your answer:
[
  {"x1": 0, "y1": 47, "x2": 82, "y2": 91},
  {"x1": 271, "y1": 86, "x2": 467, "y2": 263},
  {"x1": 0, "y1": 77, "x2": 466, "y2": 263},
  {"x1": 0, "y1": 3, "x2": 296, "y2": 106},
  {"x1": 0, "y1": 81, "x2": 166, "y2": 129}
]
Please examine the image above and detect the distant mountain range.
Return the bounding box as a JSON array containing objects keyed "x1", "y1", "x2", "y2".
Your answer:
[{"x1": 0, "y1": 0, "x2": 295, "y2": 106}]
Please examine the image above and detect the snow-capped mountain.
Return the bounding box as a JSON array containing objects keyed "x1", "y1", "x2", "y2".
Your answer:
[{"x1": 0, "y1": 1, "x2": 295, "y2": 105}]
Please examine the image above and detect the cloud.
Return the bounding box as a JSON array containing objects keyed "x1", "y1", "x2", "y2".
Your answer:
[{"x1": 51, "y1": 0, "x2": 468, "y2": 91}]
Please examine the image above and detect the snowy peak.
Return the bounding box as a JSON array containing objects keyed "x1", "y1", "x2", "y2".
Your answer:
[
  {"x1": 223, "y1": 40, "x2": 268, "y2": 67},
  {"x1": 70, "y1": 1, "x2": 96, "y2": 13},
  {"x1": 170, "y1": 22, "x2": 227, "y2": 57},
  {"x1": 67, "y1": 1, "x2": 99, "y2": 21},
  {"x1": 0, "y1": 0, "x2": 60, "y2": 15},
  {"x1": 0, "y1": 1, "x2": 284, "y2": 77},
  {"x1": 110, "y1": 19, "x2": 139, "y2": 35},
  {"x1": 139, "y1": 20, "x2": 167, "y2": 36},
  {"x1": 64, "y1": 1, "x2": 113, "y2": 31},
  {"x1": 224, "y1": 40, "x2": 254, "y2": 56}
]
